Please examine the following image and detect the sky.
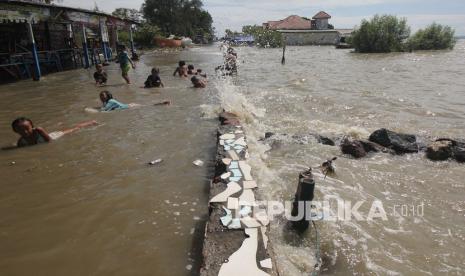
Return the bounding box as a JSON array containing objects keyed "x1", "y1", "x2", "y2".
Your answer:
[{"x1": 60, "y1": 0, "x2": 465, "y2": 36}]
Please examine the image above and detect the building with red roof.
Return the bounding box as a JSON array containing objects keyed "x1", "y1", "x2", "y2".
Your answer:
[{"x1": 263, "y1": 11, "x2": 332, "y2": 31}]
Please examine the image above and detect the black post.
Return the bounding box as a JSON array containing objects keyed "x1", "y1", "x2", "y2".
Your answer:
[
  {"x1": 291, "y1": 169, "x2": 315, "y2": 232},
  {"x1": 281, "y1": 45, "x2": 286, "y2": 65}
]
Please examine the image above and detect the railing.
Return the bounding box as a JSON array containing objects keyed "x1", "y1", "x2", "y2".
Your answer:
[
  {"x1": 0, "y1": 48, "x2": 86, "y2": 81},
  {"x1": 0, "y1": 47, "x2": 115, "y2": 82}
]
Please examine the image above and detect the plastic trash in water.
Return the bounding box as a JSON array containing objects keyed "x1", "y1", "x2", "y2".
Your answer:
[
  {"x1": 193, "y1": 160, "x2": 204, "y2": 167},
  {"x1": 148, "y1": 159, "x2": 163, "y2": 166}
]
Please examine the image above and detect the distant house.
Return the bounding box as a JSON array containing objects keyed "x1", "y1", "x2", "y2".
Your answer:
[
  {"x1": 312, "y1": 11, "x2": 331, "y2": 30},
  {"x1": 263, "y1": 11, "x2": 332, "y2": 31},
  {"x1": 262, "y1": 11, "x2": 353, "y2": 46},
  {"x1": 263, "y1": 15, "x2": 311, "y2": 30}
]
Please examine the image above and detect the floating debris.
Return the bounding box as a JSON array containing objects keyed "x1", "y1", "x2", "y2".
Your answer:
[
  {"x1": 193, "y1": 160, "x2": 205, "y2": 167},
  {"x1": 148, "y1": 159, "x2": 163, "y2": 166}
]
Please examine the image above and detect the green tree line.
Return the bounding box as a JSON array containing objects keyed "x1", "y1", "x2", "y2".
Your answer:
[
  {"x1": 142, "y1": 0, "x2": 213, "y2": 43},
  {"x1": 350, "y1": 15, "x2": 456, "y2": 53},
  {"x1": 229, "y1": 25, "x2": 284, "y2": 48},
  {"x1": 112, "y1": 0, "x2": 214, "y2": 47}
]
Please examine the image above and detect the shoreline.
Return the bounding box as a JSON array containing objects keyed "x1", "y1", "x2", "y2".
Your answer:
[{"x1": 200, "y1": 112, "x2": 279, "y2": 276}]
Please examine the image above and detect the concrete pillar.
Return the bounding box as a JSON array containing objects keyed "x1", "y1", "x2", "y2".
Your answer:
[
  {"x1": 82, "y1": 24, "x2": 90, "y2": 68},
  {"x1": 27, "y1": 22, "x2": 41, "y2": 81}
]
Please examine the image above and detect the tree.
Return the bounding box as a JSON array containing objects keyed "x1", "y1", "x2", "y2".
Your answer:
[
  {"x1": 112, "y1": 8, "x2": 143, "y2": 22},
  {"x1": 351, "y1": 15, "x2": 410, "y2": 53},
  {"x1": 242, "y1": 25, "x2": 262, "y2": 35},
  {"x1": 134, "y1": 23, "x2": 162, "y2": 47},
  {"x1": 240, "y1": 25, "x2": 284, "y2": 48},
  {"x1": 407, "y1": 23, "x2": 456, "y2": 51},
  {"x1": 142, "y1": 0, "x2": 213, "y2": 43}
]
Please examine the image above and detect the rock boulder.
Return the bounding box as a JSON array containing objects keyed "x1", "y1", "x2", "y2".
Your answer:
[
  {"x1": 426, "y1": 140, "x2": 454, "y2": 161},
  {"x1": 369, "y1": 128, "x2": 419, "y2": 154}
]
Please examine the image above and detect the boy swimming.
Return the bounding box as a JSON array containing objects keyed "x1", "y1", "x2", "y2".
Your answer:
[
  {"x1": 145, "y1": 68, "x2": 164, "y2": 88},
  {"x1": 93, "y1": 64, "x2": 108, "y2": 85},
  {"x1": 117, "y1": 45, "x2": 136, "y2": 84},
  {"x1": 10, "y1": 117, "x2": 98, "y2": 148},
  {"x1": 11, "y1": 117, "x2": 52, "y2": 147},
  {"x1": 196, "y1": 69, "x2": 207, "y2": 78},
  {"x1": 173, "y1": 61, "x2": 187, "y2": 77},
  {"x1": 191, "y1": 76, "x2": 207, "y2": 88},
  {"x1": 187, "y1": 65, "x2": 196, "y2": 75}
]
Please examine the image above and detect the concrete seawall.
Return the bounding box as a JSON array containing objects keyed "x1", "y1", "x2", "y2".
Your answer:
[{"x1": 200, "y1": 112, "x2": 278, "y2": 276}]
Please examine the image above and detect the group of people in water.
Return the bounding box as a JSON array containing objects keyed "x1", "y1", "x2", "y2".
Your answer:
[
  {"x1": 7, "y1": 44, "x2": 212, "y2": 149},
  {"x1": 173, "y1": 61, "x2": 208, "y2": 88},
  {"x1": 94, "y1": 45, "x2": 208, "y2": 89}
]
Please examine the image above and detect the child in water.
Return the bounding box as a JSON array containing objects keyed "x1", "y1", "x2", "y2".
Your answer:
[
  {"x1": 196, "y1": 69, "x2": 207, "y2": 78},
  {"x1": 98, "y1": 91, "x2": 171, "y2": 111},
  {"x1": 11, "y1": 118, "x2": 97, "y2": 148},
  {"x1": 117, "y1": 45, "x2": 135, "y2": 84},
  {"x1": 187, "y1": 65, "x2": 195, "y2": 75},
  {"x1": 173, "y1": 61, "x2": 187, "y2": 77},
  {"x1": 191, "y1": 76, "x2": 207, "y2": 88},
  {"x1": 144, "y1": 68, "x2": 164, "y2": 88},
  {"x1": 99, "y1": 91, "x2": 129, "y2": 111},
  {"x1": 93, "y1": 64, "x2": 108, "y2": 85},
  {"x1": 12, "y1": 117, "x2": 52, "y2": 147}
]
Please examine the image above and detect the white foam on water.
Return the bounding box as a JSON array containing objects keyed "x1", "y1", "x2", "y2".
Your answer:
[{"x1": 212, "y1": 43, "x2": 465, "y2": 274}]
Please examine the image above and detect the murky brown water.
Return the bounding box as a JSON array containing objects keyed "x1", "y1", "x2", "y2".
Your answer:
[
  {"x1": 217, "y1": 40, "x2": 465, "y2": 275},
  {"x1": 0, "y1": 47, "x2": 223, "y2": 276},
  {"x1": 2, "y1": 41, "x2": 465, "y2": 276}
]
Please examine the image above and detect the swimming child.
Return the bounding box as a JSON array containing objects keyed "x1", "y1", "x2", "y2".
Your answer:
[
  {"x1": 196, "y1": 69, "x2": 207, "y2": 78},
  {"x1": 98, "y1": 91, "x2": 171, "y2": 112},
  {"x1": 117, "y1": 45, "x2": 135, "y2": 84},
  {"x1": 144, "y1": 68, "x2": 164, "y2": 88},
  {"x1": 93, "y1": 64, "x2": 108, "y2": 85},
  {"x1": 191, "y1": 76, "x2": 207, "y2": 88},
  {"x1": 99, "y1": 91, "x2": 129, "y2": 111},
  {"x1": 187, "y1": 65, "x2": 195, "y2": 75},
  {"x1": 173, "y1": 61, "x2": 187, "y2": 77},
  {"x1": 10, "y1": 118, "x2": 98, "y2": 148},
  {"x1": 11, "y1": 117, "x2": 51, "y2": 147}
]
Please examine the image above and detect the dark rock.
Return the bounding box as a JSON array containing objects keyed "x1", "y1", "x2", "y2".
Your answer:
[
  {"x1": 223, "y1": 119, "x2": 240, "y2": 126},
  {"x1": 219, "y1": 112, "x2": 238, "y2": 125},
  {"x1": 369, "y1": 128, "x2": 419, "y2": 154},
  {"x1": 359, "y1": 140, "x2": 382, "y2": 153},
  {"x1": 341, "y1": 139, "x2": 367, "y2": 158},
  {"x1": 317, "y1": 135, "x2": 336, "y2": 146},
  {"x1": 454, "y1": 147, "x2": 465, "y2": 163},
  {"x1": 425, "y1": 138, "x2": 465, "y2": 163},
  {"x1": 426, "y1": 140, "x2": 454, "y2": 161},
  {"x1": 341, "y1": 138, "x2": 386, "y2": 158},
  {"x1": 265, "y1": 132, "x2": 275, "y2": 139},
  {"x1": 451, "y1": 140, "x2": 465, "y2": 163}
]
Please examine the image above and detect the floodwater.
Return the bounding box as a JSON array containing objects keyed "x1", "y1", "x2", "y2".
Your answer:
[
  {"x1": 217, "y1": 40, "x2": 465, "y2": 275},
  {"x1": 1, "y1": 40, "x2": 465, "y2": 276},
  {"x1": 0, "y1": 47, "x2": 223, "y2": 275}
]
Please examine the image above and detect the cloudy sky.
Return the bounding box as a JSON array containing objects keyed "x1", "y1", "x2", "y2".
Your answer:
[{"x1": 61, "y1": 0, "x2": 465, "y2": 35}]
